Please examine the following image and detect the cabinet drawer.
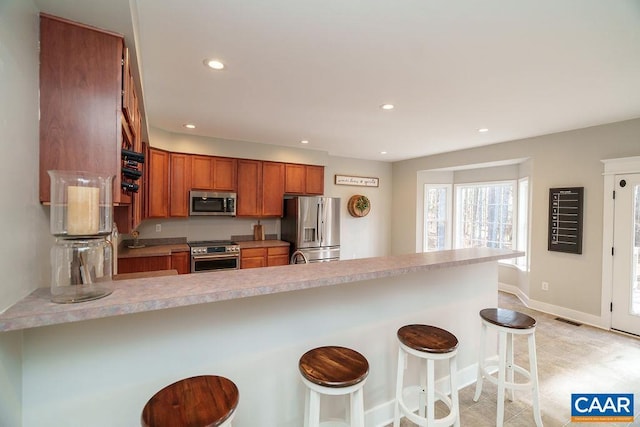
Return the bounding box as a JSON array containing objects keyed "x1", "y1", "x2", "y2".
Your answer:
[
  {"x1": 241, "y1": 248, "x2": 267, "y2": 258},
  {"x1": 267, "y1": 246, "x2": 289, "y2": 256}
]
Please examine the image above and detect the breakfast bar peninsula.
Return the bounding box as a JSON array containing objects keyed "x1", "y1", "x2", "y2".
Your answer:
[{"x1": 0, "y1": 248, "x2": 520, "y2": 427}]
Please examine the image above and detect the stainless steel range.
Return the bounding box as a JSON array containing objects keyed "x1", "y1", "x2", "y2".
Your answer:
[{"x1": 188, "y1": 240, "x2": 240, "y2": 273}]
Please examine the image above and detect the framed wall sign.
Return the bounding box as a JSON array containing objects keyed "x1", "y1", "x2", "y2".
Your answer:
[
  {"x1": 335, "y1": 174, "x2": 379, "y2": 187},
  {"x1": 548, "y1": 187, "x2": 584, "y2": 254}
]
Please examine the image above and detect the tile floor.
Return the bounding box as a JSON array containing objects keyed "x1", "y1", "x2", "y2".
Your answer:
[{"x1": 389, "y1": 292, "x2": 640, "y2": 426}]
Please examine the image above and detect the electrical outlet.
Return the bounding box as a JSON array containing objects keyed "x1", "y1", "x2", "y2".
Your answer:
[
  {"x1": 155, "y1": 224, "x2": 162, "y2": 233},
  {"x1": 542, "y1": 281, "x2": 549, "y2": 291}
]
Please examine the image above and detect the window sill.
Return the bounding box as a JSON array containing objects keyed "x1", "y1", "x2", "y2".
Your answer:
[{"x1": 499, "y1": 260, "x2": 529, "y2": 272}]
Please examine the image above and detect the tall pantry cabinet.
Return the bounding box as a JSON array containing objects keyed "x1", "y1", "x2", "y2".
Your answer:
[{"x1": 39, "y1": 14, "x2": 143, "y2": 233}]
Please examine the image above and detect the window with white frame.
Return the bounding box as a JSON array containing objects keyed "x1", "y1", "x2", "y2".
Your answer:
[
  {"x1": 455, "y1": 181, "x2": 515, "y2": 250},
  {"x1": 516, "y1": 177, "x2": 529, "y2": 269},
  {"x1": 423, "y1": 184, "x2": 452, "y2": 251}
]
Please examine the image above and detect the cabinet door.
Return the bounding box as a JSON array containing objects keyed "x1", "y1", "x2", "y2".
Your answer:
[
  {"x1": 241, "y1": 248, "x2": 267, "y2": 269},
  {"x1": 39, "y1": 15, "x2": 123, "y2": 203},
  {"x1": 118, "y1": 256, "x2": 171, "y2": 274},
  {"x1": 169, "y1": 153, "x2": 191, "y2": 217},
  {"x1": 305, "y1": 165, "x2": 325, "y2": 195},
  {"x1": 262, "y1": 162, "x2": 285, "y2": 216},
  {"x1": 147, "y1": 148, "x2": 169, "y2": 218},
  {"x1": 171, "y1": 252, "x2": 191, "y2": 274},
  {"x1": 191, "y1": 155, "x2": 214, "y2": 190},
  {"x1": 284, "y1": 163, "x2": 305, "y2": 194},
  {"x1": 213, "y1": 157, "x2": 237, "y2": 191},
  {"x1": 267, "y1": 246, "x2": 290, "y2": 266},
  {"x1": 237, "y1": 160, "x2": 261, "y2": 216}
]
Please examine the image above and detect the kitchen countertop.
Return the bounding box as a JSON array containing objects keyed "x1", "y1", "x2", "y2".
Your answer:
[{"x1": 0, "y1": 248, "x2": 522, "y2": 332}]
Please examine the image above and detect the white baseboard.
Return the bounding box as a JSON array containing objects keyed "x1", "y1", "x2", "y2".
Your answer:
[
  {"x1": 364, "y1": 363, "x2": 480, "y2": 427},
  {"x1": 498, "y1": 283, "x2": 609, "y2": 330}
]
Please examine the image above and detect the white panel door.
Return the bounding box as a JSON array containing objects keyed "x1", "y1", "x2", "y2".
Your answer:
[{"x1": 611, "y1": 173, "x2": 640, "y2": 336}]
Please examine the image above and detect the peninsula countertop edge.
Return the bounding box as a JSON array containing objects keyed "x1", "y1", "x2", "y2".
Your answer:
[{"x1": 0, "y1": 248, "x2": 522, "y2": 332}]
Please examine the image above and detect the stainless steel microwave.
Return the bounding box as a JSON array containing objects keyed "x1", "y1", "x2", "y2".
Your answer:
[{"x1": 189, "y1": 191, "x2": 236, "y2": 216}]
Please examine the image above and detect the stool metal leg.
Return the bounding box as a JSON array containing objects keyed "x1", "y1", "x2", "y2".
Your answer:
[
  {"x1": 304, "y1": 387, "x2": 311, "y2": 427},
  {"x1": 351, "y1": 387, "x2": 365, "y2": 427},
  {"x1": 528, "y1": 333, "x2": 543, "y2": 427},
  {"x1": 450, "y1": 354, "x2": 460, "y2": 427},
  {"x1": 426, "y1": 358, "x2": 435, "y2": 426},
  {"x1": 393, "y1": 347, "x2": 404, "y2": 427},
  {"x1": 506, "y1": 332, "x2": 515, "y2": 402},
  {"x1": 308, "y1": 389, "x2": 320, "y2": 427},
  {"x1": 419, "y1": 358, "x2": 427, "y2": 419},
  {"x1": 473, "y1": 322, "x2": 487, "y2": 402},
  {"x1": 496, "y1": 330, "x2": 508, "y2": 427}
]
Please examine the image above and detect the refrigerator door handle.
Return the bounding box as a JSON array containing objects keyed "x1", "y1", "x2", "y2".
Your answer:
[{"x1": 317, "y1": 202, "x2": 322, "y2": 244}]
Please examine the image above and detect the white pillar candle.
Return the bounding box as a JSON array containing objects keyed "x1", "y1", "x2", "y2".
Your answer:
[{"x1": 67, "y1": 186, "x2": 100, "y2": 235}]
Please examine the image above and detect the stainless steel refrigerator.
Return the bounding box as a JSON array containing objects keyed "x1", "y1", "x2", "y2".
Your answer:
[{"x1": 282, "y1": 197, "x2": 340, "y2": 263}]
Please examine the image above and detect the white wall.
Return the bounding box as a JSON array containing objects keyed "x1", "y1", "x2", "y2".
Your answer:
[
  {"x1": 0, "y1": 0, "x2": 49, "y2": 308},
  {"x1": 392, "y1": 118, "x2": 640, "y2": 317},
  {"x1": 141, "y1": 127, "x2": 393, "y2": 259},
  {"x1": 0, "y1": 1, "x2": 44, "y2": 425}
]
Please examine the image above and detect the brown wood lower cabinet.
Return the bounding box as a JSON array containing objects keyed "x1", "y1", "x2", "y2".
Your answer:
[
  {"x1": 118, "y1": 251, "x2": 191, "y2": 274},
  {"x1": 241, "y1": 246, "x2": 290, "y2": 269},
  {"x1": 267, "y1": 246, "x2": 290, "y2": 266},
  {"x1": 171, "y1": 252, "x2": 191, "y2": 274},
  {"x1": 118, "y1": 255, "x2": 171, "y2": 274},
  {"x1": 240, "y1": 248, "x2": 267, "y2": 269}
]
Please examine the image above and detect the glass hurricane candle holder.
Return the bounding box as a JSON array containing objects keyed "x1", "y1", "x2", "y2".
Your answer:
[
  {"x1": 48, "y1": 170, "x2": 113, "y2": 237},
  {"x1": 50, "y1": 237, "x2": 114, "y2": 303}
]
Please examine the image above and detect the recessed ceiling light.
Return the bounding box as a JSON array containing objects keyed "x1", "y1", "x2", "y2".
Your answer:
[
  {"x1": 478, "y1": 128, "x2": 489, "y2": 133},
  {"x1": 300, "y1": 140, "x2": 309, "y2": 144},
  {"x1": 380, "y1": 151, "x2": 388, "y2": 155},
  {"x1": 204, "y1": 59, "x2": 225, "y2": 70},
  {"x1": 183, "y1": 123, "x2": 196, "y2": 129},
  {"x1": 380, "y1": 104, "x2": 394, "y2": 110}
]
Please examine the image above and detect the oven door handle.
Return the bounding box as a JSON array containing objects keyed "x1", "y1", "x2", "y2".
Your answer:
[{"x1": 192, "y1": 253, "x2": 239, "y2": 261}]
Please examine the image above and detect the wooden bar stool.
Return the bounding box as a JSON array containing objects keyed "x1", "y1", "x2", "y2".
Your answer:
[
  {"x1": 141, "y1": 375, "x2": 239, "y2": 427},
  {"x1": 299, "y1": 346, "x2": 369, "y2": 427},
  {"x1": 473, "y1": 308, "x2": 542, "y2": 427},
  {"x1": 393, "y1": 324, "x2": 460, "y2": 427}
]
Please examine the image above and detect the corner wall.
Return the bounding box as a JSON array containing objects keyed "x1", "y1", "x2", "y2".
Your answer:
[
  {"x1": 392, "y1": 118, "x2": 640, "y2": 317},
  {"x1": 0, "y1": 1, "x2": 43, "y2": 424}
]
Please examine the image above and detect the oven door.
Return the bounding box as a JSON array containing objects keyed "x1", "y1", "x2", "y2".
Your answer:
[{"x1": 191, "y1": 253, "x2": 240, "y2": 273}]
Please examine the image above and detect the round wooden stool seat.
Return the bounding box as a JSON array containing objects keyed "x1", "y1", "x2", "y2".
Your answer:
[
  {"x1": 299, "y1": 346, "x2": 369, "y2": 427},
  {"x1": 397, "y1": 324, "x2": 459, "y2": 354},
  {"x1": 479, "y1": 308, "x2": 536, "y2": 330},
  {"x1": 299, "y1": 346, "x2": 369, "y2": 388},
  {"x1": 141, "y1": 375, "x2": 239, "y2": 427}
]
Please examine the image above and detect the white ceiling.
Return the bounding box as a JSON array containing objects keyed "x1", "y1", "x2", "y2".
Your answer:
[{"x1": 35, "y1": 0, "x2": 640, "y2": 162}]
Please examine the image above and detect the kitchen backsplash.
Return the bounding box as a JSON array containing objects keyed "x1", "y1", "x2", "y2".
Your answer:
[{"x1": 132, "y1": 217, "x2": 280, "y2": 242}]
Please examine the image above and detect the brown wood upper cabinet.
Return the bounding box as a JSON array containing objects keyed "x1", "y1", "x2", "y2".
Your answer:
[
  {"x1": 169, "y1": 153, "x2": 192, "y2": 217},
  {"x1": 237, "y1": 160, "x2": 285, "y2": 217},
  {"x1": 191, "y1": 155, "x2": 237, "y2": 191},
  {"x1": 146, "y1": 147, "x2": 169, "y2": 218},
  {"x1": 39, "y1": 14, "x2": 126, "y2": 203},
  {"x1": 39, "y1": 14, "x2": 144, "y2": 233},
  {"x1": 284, "y1": 163, "x2": 324, "y2": 195}
]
